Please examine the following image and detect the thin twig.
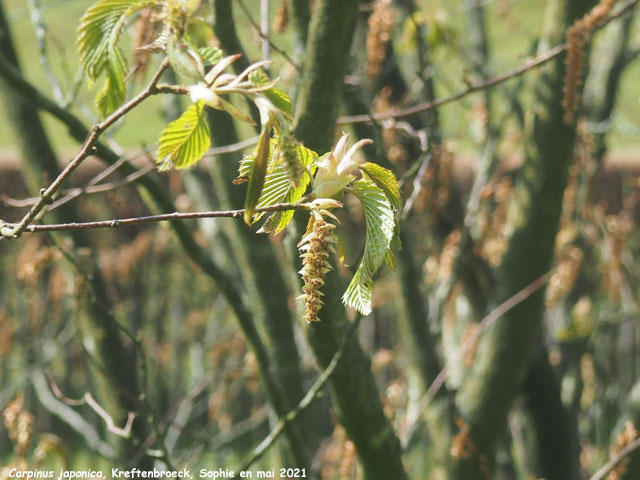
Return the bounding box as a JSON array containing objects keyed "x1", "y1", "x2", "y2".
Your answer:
[
  {"x1": 1, "y1": 202, "x2": 312, "y2": 235},
  {"x1": 261, "y1": 0, "x2": 270, "y2": 69},
  {"x1": 85, "y1": 393, "x2": 136, "y2": 438},
  {"x1": 2, "y1": 139, "x2": 258, "y2": 211},
  {"x1": 589, "y1": 436, "x2": 640, "y2": 480},
  {"x1": 49, "y1": 165, "x2": 155, "y2": 211},
  {"x1": 337, "y1": 0, "x2": 638, "y2": 125},
  {"x1": 399, "y1": 272, "x2": 551, "y2": 444},
  {"x1": 236, "y1": 0, "x2": 301, "y2": 71},
  {"x1": 46, "y1": 373, "x2": 135, "y2": 438},
  {"x1": 27, "y1": 0, "x2": 64, "y2": 104},
  {"x1": 234, "y1": 315, "x2": 363, "y2": 474},
  {"x1": 1, "y1": 59, "x2": 169, "y2": 239},
  {"x1": 206, "y1": 135, "x2": 259, "y2": 155}
]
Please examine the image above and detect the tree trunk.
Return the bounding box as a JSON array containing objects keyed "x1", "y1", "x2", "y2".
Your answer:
[
  {"x1": 292, "y1": 1, "x2": 409, "y2": 478},
  {"x1": 450, "y1": 0, "x2": 595, "y2": 477}
]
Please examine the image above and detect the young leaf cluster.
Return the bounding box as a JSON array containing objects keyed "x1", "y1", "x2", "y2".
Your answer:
[{"x1": 77, "y1": 0, "x2": 402, "y2": 318}]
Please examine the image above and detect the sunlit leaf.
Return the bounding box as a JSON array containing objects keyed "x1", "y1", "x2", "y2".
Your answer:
[
  {"x1": 262, "y1": 88, "x2": 293, "y2": 119},
  {"x1": 95, "y1": 48, "x2": 127, "y2": 117},
  {"x1": 244, "y1": 126, "x2": 271, "y2": 224},
  {"x1": 361, "y1": 162, "x2": 401, "y2": 209},
  {"x1": 253, "y1": 144, "x2": 317, "y2": 233},
  {"x1": 199, "y1": 46, "x2": 224, "y2": 66},
  {"x1": 342, "y1": 180, "x2": 395, "y2": 315},
  {"x1": 249, "y1": 70, "x2": 269, "y2": 86},
  {"x1": 78, "y1": 0, "x2": 153, "y2": 115},
  {"x1": 218, "y1": 97, "x2": 256, "y2": 125},
  {"x1": 157, "y1": 101, "x2": 210, "y2": 170},
  {"x1": 384, "y1": 227, "x2": 402, "y2": 270}
]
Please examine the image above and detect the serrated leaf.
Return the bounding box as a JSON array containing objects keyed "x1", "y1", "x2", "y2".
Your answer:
[
  {"x1": 95, "y1": 48, "x2": 127, "y2": 117},
  {"x1": 199, "y1": 46, "x2": 223, "y2": 65},
  {"x1": 244, "y1": 126, "x2": 271, "y2": 224},
  {"x1": 260, "y1": 145, "x2": 317, "y2": 233},
  {"x1": 342, "y1": 180, "x2": 395, "y2": 315},
  {"x1": 240, "y1": 142, "x2": 317, "y2": 232},
  {"x1": 262, "y1": 88, "x2": 293, "y2": 118},
  {"x1": 157, "y1": 101, "x2": 210, "y2": 170},
  {"x1": 273, "y1": 145, "x2": 316, "y2": 232},
  {"x1": 361, "y1": 162, "x2": 401, "y2": 209},
  {"x1": 384, "y1": 227, "x2": 402, "y2": 270},
  {"x1": 78, "y1": 0, "x2": 152, "y2": 113},
  {"x1": 249, "y1": 70, "x2": 269, "y2": 86},
  {"x1": 168, "y1": 37, "x2": 205, "y2": 81}
]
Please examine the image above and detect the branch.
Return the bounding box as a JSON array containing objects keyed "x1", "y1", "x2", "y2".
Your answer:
[
  {"x1": 32, "y1": 370, "x2": 117, "y2": 459},
  {"x1": 589, "y1": 437, "x2": 640, "y2": 480},
  {"x1": 399, "y1": 272, "x2": 551, "y2": 444},
  {"x1": 27, "y1": 0, "x2": 64, "y2": 104},
  {"x1": 1, "y1": 59, "x2": 169, "y2": 239},
  {"x1": 235, "y1": 0, "x2": 301, "y2": 71},
  {"x1": 233, "y1": 315, "x2": 363, "y2": 474},
  {"x1": 84, "y1": 393, "x2": 136, "y2": 438},
  {"x1": 46, "y1": 373, "x2": 135, "y2": 439},
  {"x1": 0, "y1": 202, "x2": 312, "y2": 235},
  {"x1": 337, "y1": 0, "x2": 638, "y2": 125}
]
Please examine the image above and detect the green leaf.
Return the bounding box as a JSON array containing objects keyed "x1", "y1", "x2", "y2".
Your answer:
[
  {"x1": 198, "y1": 46, "x2": 223, "y2": 65},
  {"x1": 78, "y1": 0, "x2": 153, "y2": 114},
  {"x1": 157, "y1": 101, "x2": 210, "y2": 170},
  {"x1": 384, "y1": 227, "x2": 402, "y2": 270},
  {"x1": 218, "y1": 97, "x2": 256, "y2": 125},
  {"x1": 361, "y1": 162, "x2": 401, "y2": 209},
  {"x1": 275, "y1": 145, "x2": 316, "y2": 229},
  {"x1": 249, "y1": 70, "x2": 269, "y2": 86},
  {"x1": 257, "y1": 145, "x2": 317, "y2": 233},
  {"x1": 342, "y1": 180, "x2": 395, "y2": 315},
  {"x1": 244, "y1": 126, "x2": 271, "y2": 224},
  {"x1": 262, "y1": 88, "x2": 293, "y2": 119},
  {"x1": 95, "y1": 48, "x2": 127, "y2": 117}
]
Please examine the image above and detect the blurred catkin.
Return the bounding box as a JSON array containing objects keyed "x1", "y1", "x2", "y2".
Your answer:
[
  {"x1": 562, "y1": 0, "x2": 620, "y2": 124},
  {"x1": 367, "y1": 0, "x2": 396, "y2": 78}
]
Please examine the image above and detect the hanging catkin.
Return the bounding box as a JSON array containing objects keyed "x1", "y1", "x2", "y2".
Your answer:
[
  {"x1": 298, "y1": 213, "x2": 336, "y2": 322},
  {"x1": 562, "y1": 0, "x2": 620, "y2": 124}
]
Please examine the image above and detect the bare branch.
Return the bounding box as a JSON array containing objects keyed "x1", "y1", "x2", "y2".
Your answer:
[
  {"x1": 399, "y1": 272, "x2": 551, "y2": 444},
  {"x1": 46, "y1": 372, "x2": 136, "y2": 439},
  {"x1": 32, "y1": 371, "x2": 117, "y2": 459},
  {"x1": 1, "y1": 202, "x2": 312, "y2": 235},
  {"x1": 234, "y1": 315, "x2": 363, "y2": 474},
  {"x1": 1, "y1": 59, "x2": 170, "y2": 239},
  {"x1": 236, "y1": 0, "x2": 301, "y2": 71},
  {"x1": 27, "y1": 0, "x2": 64, "y2": 104},
  {"x1": 337, "y1": 0, "x2": 638, "y2": 125},
  {"x1": 84, "y1": 393, "x2": 135, "y2": 438},
  {"x1": 589, "y1": 436, "x2": 640, "y2": 480}
]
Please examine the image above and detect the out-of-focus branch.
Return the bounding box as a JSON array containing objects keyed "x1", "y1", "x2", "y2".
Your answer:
[
  {"x1": 46, "y1": 373, "x2": 135, "y2": 438},
  {"x1": 234, "y1": 315, "x2": 363, "y2": 474},
  {"x1": 0, "y1": 59, "x2": 169, "y2": 239},
  {"x1": 32, "y1": 370, "x2": 117, "y2": 459},
  {"x1": 337, "y1": 0, "x2": 638, "y2": 125},
  {"x1": 400, "y1": 272, "x2": 551, "y2": 444},
  {"x1": 235, "y1": 0, "x2": 300, "y2": 70},
  {"x1": 589, "y1": 437, "x2": 640, "y2": 480},
  {"x1": 27, "y1": 0, "x2": 64, "y2": 103}
]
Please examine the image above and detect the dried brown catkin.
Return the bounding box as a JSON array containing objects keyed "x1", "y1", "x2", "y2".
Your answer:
[{"x1": 562, "y1": 0, "x2": 620, "y2": 124}]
